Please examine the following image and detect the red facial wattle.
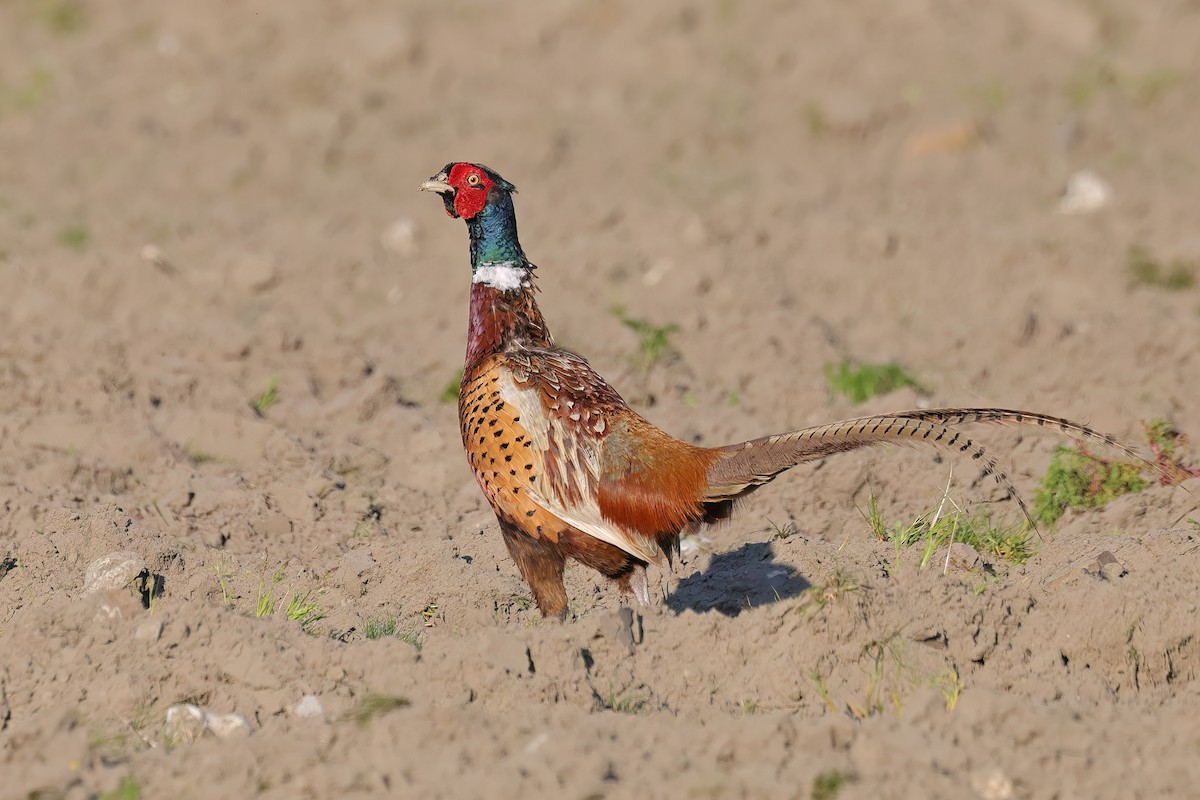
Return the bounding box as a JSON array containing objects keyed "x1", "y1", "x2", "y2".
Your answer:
[{"x1": 447, "y1": 163, "x2": 495, "y2": 220}]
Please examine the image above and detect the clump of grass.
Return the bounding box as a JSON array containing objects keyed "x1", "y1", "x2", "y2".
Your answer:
[
  {"x1": 361, "y1": 616, "x2": 422, "y2": 649},
  {"x1": 803, "y1": 102, "x2": 828, "y2": 136},
  {"x1": 250, "y1": 378, "x2": 279, "y2": 417},
  {"x1": 808, "y1": 672, "x2": 838, "y2": 714},
  {"x1": 213, "y1": 563, "x2": 235, "y2": 609},
  {"x1": 249, "y1": 565, "x2": 325, "y2": 630},
  {"x1": 1032, "y1": 419, "x2": 1195, "y2": 526},
  {"x1": 182, "y1": 441, "x2": 216, "y2": 465},
  {"x1": 812, "y1": 770, "x2": 856, "y2": 800},
  {"x1": 1143, "y1": 419, "x2": 1200, "y2": 484},
  {"x1": 439, "y1": 368, "x2": 463, "y2": 403},
  {"x1": 767, "y1": 518, "x2": 797, "y2": 541},
  {"x1": 796, "y1": 567, "x2": 860, "y2": 619},
  {"x1": 603, "y1": 684, "x2": 648, "y2": 714},
  {"x1": 34, "y1": 0, "x2": 87, "y2": 33},
  {"x1": 1066, "y1": 63, "x2": 1114, "y2": 110},
  {"x1": 0, "y1": 68, "x2": 53, "y2": 117},
  {"x1": 347, "y1": 693, "x2": 411, "y2": 726},
  {"x1": 970, "y1": 78, "x2": 1010, "y2": 113},
  {"x1": 99, "y1": 776, "x2": 140, "y2": 800},
  {"x1": 363, "y1": 616, "x2": 397, "y2": 640},
  {"x1": 1127, "y1": 244, "x2": 1195, "y2": 291},
  {"x1": 254, "y1": 570, "x2": 281, "y2": 618},
  {"x1": 863, "y1": 493, "x2": 1032, "y2": 566},
  {"x1": 824, "y1": 361, "x2": 924, "y2": 404},
  {"x1": 1125, "y1": 67, "x2": 1185, "y2": 106},
  {"x1": 284, "y1": 590, "x2": 325, "y2": 629},
  {"x1": 857, "y1": 638, "x2": 906, "y2": 719},
  {"x1": 57, "y1": 224, "x2": 90, "y2": 251},
  {"x1": 929, "y1": 669, "x2": 962, "y2": 711},
  {"x1": 1034, "y1": 446, "x2": 1147, "y2": 526},
  {"x1": 610, "y1": 306, "x2": 680, "y2": 369}
]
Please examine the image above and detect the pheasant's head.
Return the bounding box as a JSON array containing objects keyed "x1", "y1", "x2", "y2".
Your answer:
[{"x1": 420, "y1": 162, "x2": 517, "y2": 221}]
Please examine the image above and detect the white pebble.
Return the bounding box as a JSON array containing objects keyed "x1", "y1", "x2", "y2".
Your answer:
[
  {"x1": 1058, "y1": 169, "x2": 1111, "y2": 215},
  {"x1": 83, "y1": 552, "x2": 144, "y2": 596},
  {"x1": 294, "y1": 694, "x2": 324, "y2": 719},
  {"x1": 204, "y1": 711, "x2": 252, "y2": 739},
  {"x1": 163, "y1": 703, "x2": 252, "y2": 745},
  {"x1": 163, "y1": 703, "x2": 207, "y2": 746}
]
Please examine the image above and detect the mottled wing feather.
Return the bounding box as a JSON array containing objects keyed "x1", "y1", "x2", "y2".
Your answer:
[{"x1": 458, "y1": 350, "x2": 675, "y2": 565}]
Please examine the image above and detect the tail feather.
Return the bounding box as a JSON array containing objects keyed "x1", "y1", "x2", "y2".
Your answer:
[
  {"x1": 703, "y1": 407, "x2": 1150, "y2": 525},
  {"x1": 872, "y1": 408, "x2": 1140, "y2": 458}
]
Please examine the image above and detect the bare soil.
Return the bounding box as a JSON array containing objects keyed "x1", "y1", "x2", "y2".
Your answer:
[{"x1": 3, "y1": 2, "x2": 1199, "y2": 798}]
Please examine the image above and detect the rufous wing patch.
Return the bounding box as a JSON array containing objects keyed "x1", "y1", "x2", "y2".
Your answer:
[
  {"x1": 596, "y1": 417, "x2": 716, "y2": 542},
  {"x1": 493, "y1": 358, "x2": 677, "y2": 566}
]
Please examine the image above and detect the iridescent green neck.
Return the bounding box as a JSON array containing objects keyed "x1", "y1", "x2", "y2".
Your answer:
[{"x1": 468, "y1": 193, "x2": 527, "y2": 269}]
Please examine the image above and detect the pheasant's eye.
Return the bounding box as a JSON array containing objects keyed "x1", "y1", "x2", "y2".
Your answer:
[{"x1": 466, "y1": 173, "x2": 481, "y2": 186}]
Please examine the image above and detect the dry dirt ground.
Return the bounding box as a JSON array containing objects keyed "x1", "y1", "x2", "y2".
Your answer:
[{"x1": 3, "y1": 1, "x2": 1200, "y2": 798}]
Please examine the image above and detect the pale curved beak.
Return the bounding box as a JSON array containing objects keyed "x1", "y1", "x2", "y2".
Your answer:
[{"x1": 420, "y1": 178, "x2": 453, "y2": 194}]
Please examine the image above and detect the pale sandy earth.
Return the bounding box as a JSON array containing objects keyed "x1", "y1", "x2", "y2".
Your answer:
[{"x1": 2, "y1": 2, "x2": 1200, "y2": 798}]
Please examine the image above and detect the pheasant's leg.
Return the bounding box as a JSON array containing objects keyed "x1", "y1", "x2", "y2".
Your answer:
[
  {"x1": 498, "y1": 519, "x2": 568, "y2": 618},
  {"x1": 624, "y1": 564, "x2": 651, "y2": 606},
  {"x1": 558, "y1": 528, "x2": 653, "y2": 603}
]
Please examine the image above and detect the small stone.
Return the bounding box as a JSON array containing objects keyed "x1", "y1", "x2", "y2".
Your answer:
[
  {"x1": 294, "y1": 694, "x2": 323, "y2": 719},
  {"x1": 970, "y1": 766, "x2": 1014, "y2": 800},
  {"x1": 642, "y1": 258, "x2": 673, "y2": 286},
  {"x1": 1058, "y1": 169, "x2": 1111, "y2": 215},
  {"x1": 1086, "y1": 550, "x2": 1126, "y2": 580},
  {"x1": 679, "y1": 533, "x2": 712, "y2": 559},
  {"x1": 599, "y1": 608, "x2": 636, "y2": 655},
  {"x1": 380, "y1": 218, "x2": 418, "y2": 255},
  {"x1": 230, "y1": 253, "x2": 279, "y2": 292},
  {"x1": 204, "y1": 710, "x2": 252, "y2": 739},
  {"x1": 83, "y1": 552, "x2": 144, "y2": 596},
  {"x1": 945, "y1": 542, "x2": 982, "y2": 571},
  {"x1": 524, "y1": 731, "x2": 549, "y2": 755},
  {"x1": 482, "y1": 633, "x2": 533, "y2": 676},
  {"x1": 163, "y1": 703, "x2": 207, "y2": 747},
  {"x1": 94, "y1": 588, "x2": 141, "y2": 622},
  {"x1": 163, "y1": 703, "x2": 252, "y2": 745},
  {"x1": 135, "y1": 619, "x2": 163, "y2": 642},
  {"x1": 140, "y1": 243, "x2": 169, "y2": 268}
]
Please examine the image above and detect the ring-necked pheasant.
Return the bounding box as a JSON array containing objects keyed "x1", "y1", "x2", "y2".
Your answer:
[{"x1": 420, "y1": 162, "x2": 1141, "y2": 618}]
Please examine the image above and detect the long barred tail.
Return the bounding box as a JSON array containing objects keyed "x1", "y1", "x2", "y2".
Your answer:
[
  {"x1": 872, "y1": 408, "x2": 1144, "y2": 461},
  {"x1": 702, "y1": 407, "x2": 1150, "y2": 525}
]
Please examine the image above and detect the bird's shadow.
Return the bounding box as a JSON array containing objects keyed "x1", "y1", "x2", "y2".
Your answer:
[{"x1": 668, "y1": 541, "x2": 811, "y2": 616}]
